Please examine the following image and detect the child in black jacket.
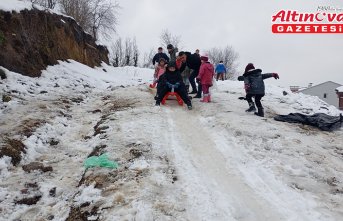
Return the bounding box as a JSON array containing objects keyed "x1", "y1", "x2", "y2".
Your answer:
[
  {"x1": 238, "y1": 63, "x2": 279, "y2": 117},
  {"x1": 156, "y1": 61, "x2": 192, "y2": 110}
]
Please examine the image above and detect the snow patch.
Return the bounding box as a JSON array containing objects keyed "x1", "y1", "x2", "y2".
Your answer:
[{"x1": 0, "y1": 0, "x2": 33, "y2": 12}]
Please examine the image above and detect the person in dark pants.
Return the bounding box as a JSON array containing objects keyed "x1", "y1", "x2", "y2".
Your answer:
[
  {"x1": 178, "y1": 51, "x2": 201, "y2": 96},
  {"x1": 152, "y1": 47, "x2": 169, "y2": 66},
  {"x1": 238, "y1": 63, "x2": 279, "y2": 117},
  {"x1": 156, "y1": 61, "x2": 193, "y2": 110}
]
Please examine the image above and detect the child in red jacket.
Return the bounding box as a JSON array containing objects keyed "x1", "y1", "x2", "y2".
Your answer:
[{"x1": 197, "y1": 55, "x2": 214, "y2": 102}]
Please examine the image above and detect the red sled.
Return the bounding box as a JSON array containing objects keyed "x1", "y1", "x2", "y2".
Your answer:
[{"x1": 161, "y1": 92, "x2": 184, "y2": 106}]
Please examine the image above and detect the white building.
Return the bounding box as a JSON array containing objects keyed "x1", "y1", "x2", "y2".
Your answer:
[{"x1": 300, "y1": 81, "x2": 342, "y2": 108}]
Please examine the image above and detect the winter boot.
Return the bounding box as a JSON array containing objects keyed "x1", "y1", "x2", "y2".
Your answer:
[
  {"x1": 155, "y1": 101, "x2": 160, "y2": 106},
  {"x1": 200, "y1": 94, "x2": 209, "y2": 103},
  {"x1": 254, "y1": 107, "x2": 264, "y2": 117},
  {"x1": 187, "y1": 104, "x2": 193, "y2": 110},
  {"x1": 245, "y1": 102, "x2": 256, "y2": 112}
]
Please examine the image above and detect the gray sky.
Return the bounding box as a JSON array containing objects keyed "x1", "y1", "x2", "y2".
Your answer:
[{"x1": 115, "y1": 0, "x2": 343, "y2": 87}]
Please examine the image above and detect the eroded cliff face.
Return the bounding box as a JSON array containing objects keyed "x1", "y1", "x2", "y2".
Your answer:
[{"x1": 0, "y1": 9, "x2": 109, "y2": 77}]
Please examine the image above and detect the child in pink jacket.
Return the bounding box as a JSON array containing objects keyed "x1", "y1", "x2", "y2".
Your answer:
[
  {"x1": 197, "y1": 55, "x2": 214, "y2": 102},
  {"x1": 150, "y1": 58, "x2": 167, "y2": 88}
]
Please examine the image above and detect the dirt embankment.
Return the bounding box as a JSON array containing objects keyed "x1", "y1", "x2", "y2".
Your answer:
[{"x1": 0, "y1": 9, "x2": 109, "y2": 77}]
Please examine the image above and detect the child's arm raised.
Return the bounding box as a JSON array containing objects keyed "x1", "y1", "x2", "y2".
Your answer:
[{"x1": 262, "y1": 73, "x2": 279, "y2": 80}]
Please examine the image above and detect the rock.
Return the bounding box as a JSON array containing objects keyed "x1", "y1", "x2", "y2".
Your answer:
[
  {"x1": 283, "y1": 91, "x2": 288, "y2": 96},
  {"x1": 92, "y1": 109, "x2": 102, "y2": 114},
  {"x1": 49, "y1": 139, "x2": 59, "y2": 146},
  {"x1": 49, "y1": 187, "x2": 56, "y2": 197},
  {"x1": 2, "y1": 95, "x2": 11, "y2": 102},
  {"x1": 40, "y1": 91, "x2": 48, "y2": 94},
  {"x1": 0, "y1": 139, "x2": 26, "y2": 166},
  {"x1": 22, "y1": 162, "x2": 53, "y2": 173},
  {"x1": 15, "y1": 195, "x2": 42, "y2": 205},
  {"x1": 130, "y1": 149, "x2": 143, "y2": 159},
  {"x1": 0, "y1": 68, "x2": 6, "y2": 79},
  {"x1": 71, "y1": 97, "x2": 84, "y2": 103}
]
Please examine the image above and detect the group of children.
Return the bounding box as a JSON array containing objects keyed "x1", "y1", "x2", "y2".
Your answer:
[{"x1": 152, "y1": 46, "x2": 280, "y2": 116}]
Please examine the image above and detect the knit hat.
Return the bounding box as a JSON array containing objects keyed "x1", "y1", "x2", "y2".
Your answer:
[
  {"x1": 245, "y1": 63, "x2": 255, "y2": 73},
  {"x1": 167, "y1": 61, "x2": 176, "y2": 68},
  {"x1": 200, "y1": 53, "x2": 209, "y2": 62},
  {"x1": 167, "y1": 44, "x2": 174, "y2": 49}
]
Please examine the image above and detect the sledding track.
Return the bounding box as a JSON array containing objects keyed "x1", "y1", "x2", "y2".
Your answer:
[
  {"x1": 165, "y1": 107, "x2": 284, "y2": 221},
  {"x1": 153, "y1": 83, "x2": 343, "y2": 221}
]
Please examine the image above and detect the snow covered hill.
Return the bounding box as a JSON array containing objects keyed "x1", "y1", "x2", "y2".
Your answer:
[{"x1": 0, "y1": 61, "x2": 343, "y2": 221}]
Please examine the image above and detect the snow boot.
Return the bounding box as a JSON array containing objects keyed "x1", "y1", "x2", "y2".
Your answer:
[
  {"x1": 245, "y1": 102, "x2": 256, "y2": 112},
  {"x1": 155, "y1": 101, "x2": 160, "y2": 106},
  {"x1": 193, "y1": 94, "x2": 202, "y2": 98},
  {"x1": 254, "y1": 107, "x2": 264, "y2": 117},
  {"x1": 200, "y1": 94, "x2": 209, "y2": 103},
  {"x1": 187, "y1": 104, "x2": 192, "y2": 110}
]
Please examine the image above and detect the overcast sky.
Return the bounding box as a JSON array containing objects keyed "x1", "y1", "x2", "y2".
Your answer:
[{"x1": 114, "y1": 0, "x2": 343, "y2": 87}]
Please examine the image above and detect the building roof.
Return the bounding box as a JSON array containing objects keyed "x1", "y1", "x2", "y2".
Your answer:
[
  {"x1": 300, "y1": 81, "x2": 342, "y2": 92},
  {"x1": 336, "y1": 86, "x2": 343, "y2": 92}
]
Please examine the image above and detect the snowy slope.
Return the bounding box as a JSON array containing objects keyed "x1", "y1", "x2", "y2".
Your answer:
[
  {"x1": 1, "y1": 61, "x2": 343, "y2": 221},
  {"x1": 0, "y1": 0, "x2": 33, "y2": 12}
]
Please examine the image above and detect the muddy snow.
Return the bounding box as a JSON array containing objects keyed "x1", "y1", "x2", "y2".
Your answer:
[{"x1": 1, "y1": 61, "x2": 343, "y2": 221}]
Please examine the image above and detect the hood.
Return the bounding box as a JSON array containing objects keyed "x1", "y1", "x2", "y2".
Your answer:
[
  {"x1": 202, "y1": 62, "x2": 213, "y2": 71},
  {"x1": 243, "y1": 68, "x2": 262, "y2": 77}
]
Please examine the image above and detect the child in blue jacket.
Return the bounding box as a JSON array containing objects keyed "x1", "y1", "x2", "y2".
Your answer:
[{"x1": 215, "y1": 61, "x2": 227, "y2": 81}]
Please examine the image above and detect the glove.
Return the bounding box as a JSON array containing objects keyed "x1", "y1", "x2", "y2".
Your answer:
[
  {"x1": 237, "y1": 76, "x2": 244, "y2": 81},
  {"x1": 196, "y1": 78, "x2": 200, "y2": 83},
  {"x1": 272, "y1": 73, "x2": 279, "y2": 79}
]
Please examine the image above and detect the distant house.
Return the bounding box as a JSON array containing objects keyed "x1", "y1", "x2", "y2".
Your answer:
[
  {"x1": 300, "y1": 81, "x2": 342, "y2": 108},
  {"x1": 336, "y1": 86, "x2": 343, "y2": 110}
]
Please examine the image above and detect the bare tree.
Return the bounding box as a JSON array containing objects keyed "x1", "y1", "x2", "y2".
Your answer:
[
  {"x1": 208, "y1": 46, "x2": 239, "y2": 80},
  {"x1": 89, "y1": 0, "x2": 120, "y2": 40},
  {"x1": 59, "y1": 0, "x2": 92, "y2": 29},
  {"x1": 111, "y1": 37, "x2": 139, "y2": 67},
  {"x1": 31, "y1": 0, "x2": 58, "y2": 9},
  {"x1": 124, "y1": 38, "x2": 133, "y2": 66},
  {"x1": 132, "y1": 38, "x2": 139, "y2": 67},
  {"x1": 111, "y1": 37, "x2": 124, "y2": 67},
  {"x1": 59, "y1": 0, "x2": 119, "y2": 40},
  {"x1": 142, "y1": 48, "x2": 155, "y2": 68},
  {"x1": 160, "y1": 29, "x2": 181, "y2": 49}
]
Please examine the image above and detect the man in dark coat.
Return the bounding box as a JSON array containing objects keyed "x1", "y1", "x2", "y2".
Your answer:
[
  {"x1": 152, "y1": 47, "x2": 169, "y2": 66},
  {"x1": 156, "y1": 61, "x2": 192, "y2": 110},
  {"x1": 179, "y1": 51, "x2": 202, "y2": 96},
  {"x1": 238, "y1": 63, "x2": 279, "y2": 117}
]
